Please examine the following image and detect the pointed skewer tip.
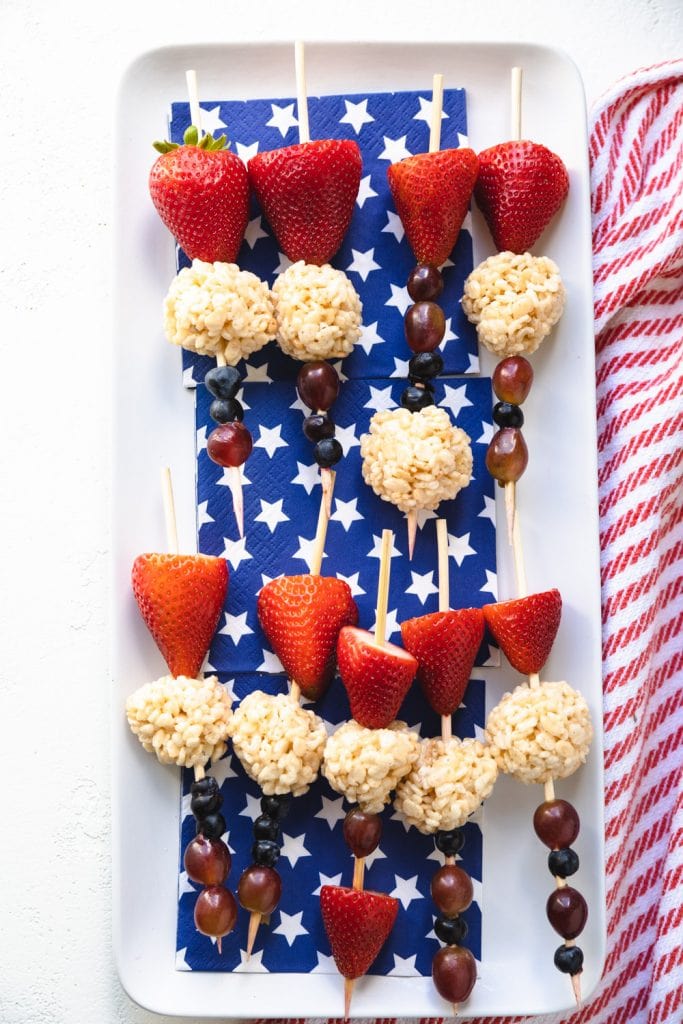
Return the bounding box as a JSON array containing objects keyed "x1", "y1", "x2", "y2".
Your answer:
[
  {"x1": 407, "y1": 510, "x2": 418, "y2": 560},
  {"x1": 227, "y1": 465, "x2": 245, "y2": 539},
  {"x1": 344, "y1": 976, "x2": 355, "y2": 1019},
  {"x1": 571, "y1": 971, "x2": 582, "y2": 1007},
  {"x1": 246, "y1": 911, "x2": 262, "y2": 960}
]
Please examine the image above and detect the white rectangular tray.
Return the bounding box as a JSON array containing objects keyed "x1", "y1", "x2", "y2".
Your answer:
[{"x1": 113, "y1": 40, "x2": 605, "y2": 1019}]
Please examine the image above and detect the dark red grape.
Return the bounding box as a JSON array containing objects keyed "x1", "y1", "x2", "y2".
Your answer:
[
  {"x1": 533, "y1": 800, "x2": 580, "y2": 849},
  {"x1": 407, "y1": 264, "x2": 444, "y2": 302},
  {"x1": 194, "y1": 885, "x2": 237, "y2": 938},
  {"x1": 184, "y1": 835, "x2": 231, "y2": 886},
  {"x1": 207, "y1": 422, "x2": 253, "y2": 467},
  {"x1": 343, "y1": 809, "x2": 382, "y2": 858},
  {"x1": 485, "y1": 427, "x2": 528, "y2": 484},
  {"x1": 492, "y1": 356, "x2": 534, "y2": 405},
  {"x1": 546, "y1": 886, "x2": 588, "y2": 939},
  {"x1": 431, "y1": 865, "x2": 473, "y2": 916},
  {"x1": 432, "y1": 945, "x2": 477, "y2": 1003},
  {"x1": 405, "y1": 301, "x2": 446, "y2": 352},
  {"x1": 297, "y1": 361, "x2": 340, "y2": 411},
  {"x1": 237, "y1": 865, "x2": 282, "y2": 915}
]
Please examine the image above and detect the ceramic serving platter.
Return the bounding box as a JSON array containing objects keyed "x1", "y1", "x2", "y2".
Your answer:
[{"x1": 113, "y1": 41, "x2": 605, "y2": 1018}]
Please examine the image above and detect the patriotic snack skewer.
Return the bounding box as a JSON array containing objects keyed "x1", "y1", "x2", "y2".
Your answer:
[
  {"x1": 399, "y1": 519, "x2": 494, "y2": 1011},
  {"x1": 125, "y1": 468, "x2": 237, "y2": 951},
  {"x1": 153, "y1": 71, "x2": 278, "y2": 538},
  {"x1": 473, "y1": 67, "x2": 592, "y2": 1006},
  {"x1": 363, "y1": 74, "x2": 477, "y2": 558},
  {"x1": 320, "y1": 530, "x2": 419, "y2": 1015}
]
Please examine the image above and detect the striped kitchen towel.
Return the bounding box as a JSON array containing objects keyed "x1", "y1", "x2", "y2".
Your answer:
[{"x1": 255, "y1": 57, "x2": 683, "y2": 1024}]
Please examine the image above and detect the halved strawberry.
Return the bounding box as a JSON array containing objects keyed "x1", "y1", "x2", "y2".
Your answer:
[
  {"x1": 387, "y1": 147, "x2": 479, "y2": 266},
  {"x1": 483, "y1": 589, "x2": 562, "y2": 675},
  {"x1": 257, "y1": 575, "x2": 358, "y2": 700},
  {"x1": 320, "y1": 885, "x2": 398, "y2": 981},
  {"x1": 248, "y1": 139, "x2": 362, "y2": 265},
  {"x1": 475, "y1": 140, "x2": 569, "y2": 253},
  {"x1": 337, "y1": 626, "x2": 417, "y2": 728},
  {"x1": 131, "y1": 553, "x2": 229, "y2": 678},
  {"x1": 149, "y1": 126, "x2": 250, "y2": 263},
  {"x1": 401, "y1": 608, "x2": 485, "y2": 717}
]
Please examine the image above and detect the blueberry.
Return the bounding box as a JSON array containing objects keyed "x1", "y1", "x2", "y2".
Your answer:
[
  {"x1": 197, "y1": 811, "x2": 226, "y2": 840},
  {"x1": 252, "y1": 840, "x2": 280, "y2": 867},
  {"x1": 205, "y1": 365, "x2": 242, "y2": 399},
  {"x1": 191, "y1": 776, "x2": 219, "y2": 797},
  {"x1": 408, "y1": 351, "x2": 444, "y2": 382},
  {"x1": 492, "y1": 401, "x2": 524, "y2": 429},
  {"x1": 303, "y1": 413, "x2": 335, "y2": 443},
  {"x1": 400, "y1": 385, "x2": 435, "y2": 412},
  {"x1": 261, "y1": 794, "x2": 292, "y2": 820},
  {"x1": 209, "y1": 398, "x2": 244, "y2": 424},
  {"x1": 548, "y1": 848, "x2": 580, "y2": 879},
  {"x1": 314, "y1": 438, "x2": 343, "y2": 468},
  {"x1": 554, "y1": 944, "x2": 584, "y2": 975},
  {"x1": 435, "y1": 828, "x2": 465, "y2": 856},
  {"x1": 253, "y1": 814, "x2": 280, "y2": 841},
  {"x1": 434, "y1": 914, "x2": 468, "y2": 945},
  {"x1": 191, "y1": 788, "x2": 223, "y2": 818}
]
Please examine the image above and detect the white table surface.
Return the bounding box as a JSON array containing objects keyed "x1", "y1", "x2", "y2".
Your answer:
[{"x1": 0, "y1": 2, "x2": 680, "y2": 1022}]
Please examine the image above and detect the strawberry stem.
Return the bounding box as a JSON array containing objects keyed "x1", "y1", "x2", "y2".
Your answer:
[{"x1": 151, "y1": 126, "x2": 230, "y2": 154}]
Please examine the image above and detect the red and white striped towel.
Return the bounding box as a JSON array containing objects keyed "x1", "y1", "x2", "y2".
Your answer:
[{"x1": 257, "y1": 58, "x2": 683, "y2": 1024}]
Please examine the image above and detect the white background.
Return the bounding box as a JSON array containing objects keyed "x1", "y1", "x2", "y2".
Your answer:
[{"x1": 0, "y1": 2, "x2": 680, "y2": 1022}]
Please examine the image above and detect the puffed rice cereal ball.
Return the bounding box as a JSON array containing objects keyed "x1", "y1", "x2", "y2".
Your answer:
[
  {"x1": 485, "y1": 680, "x2": 593, "y2": 784},
  {"x1": 163, "y1": 259, "x2": 277, "y2": 365},
  {"x1": 322, "y1": 720, "x2": 419, "y2": 814},
  {"x1": 126, "y1": 674, "x2": 232, "y2": 769},
  {"x1": 228, "y1": 691, "x2": 327, "y2": 797},
  {"x1": 360, "y1": 406, "x2": 472, "y2": 514},
  {"x1": 272, "y1": 261, "x2": 362, "y2": 361},
  {"x1": 461, "y1": 251, "x2": 565, "y2": 357},
  {"x1": 394, "y1": 736, "x2": 498, "y2": 834}
]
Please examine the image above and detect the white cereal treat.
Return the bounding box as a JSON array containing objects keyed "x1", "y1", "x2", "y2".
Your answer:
[
  {"x1": 272, "y1": 261, "x2": 362, "y2": 361},
  {"x1": 125, "y1": 674, "x2": 232, "y2": 769},
  {"x1": 321, "y1": 720, "x2": 419, "y2": 814},
  {"x1": 163, "y1": 259, "x2": 277, "y2": 365},
  {"x1": 461, "y1": 251, "x2": 565, "y2": 357},
  {"x1": 360, "y1": 406, "x2": 472, "y2": 514},
  {"x1": 393, "y1": 736, "x2": 498, "y2": 834},
  {"x1": 227, "y1": 691, "x2": 327, "y2": 797},
  {"x1": 485, "y1": 680, "x2": 593, "y2": 784}
]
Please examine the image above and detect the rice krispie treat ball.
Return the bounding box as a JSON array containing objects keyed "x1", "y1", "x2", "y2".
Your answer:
[
  {"x1": 394, "y1": 736, "x2": 498, "y2": 834},
  {"x1": 485, "y1": 680, "x2": 593, "y2": 784},
  {"x1": 126, "y1": 674, "x2": 232, "y2": 769},
  {"x1": 228, "y1": 691, "x2": 327, "y2": 797},
  {"x1": 272, "y1": 261, "x2": 362, "y2": 361},
  {"x1": 360, "y1": 406, "x2": 472, "y2": 514},
  {"x1": 164, "y1": 259, "x2": 277, "y2": 364},
  {"x1": 322, "y1": 720, "x2": 419, "y2": 814},
  {"x1": 462, "y1": 251, "x2": 565, "y2": 357}
]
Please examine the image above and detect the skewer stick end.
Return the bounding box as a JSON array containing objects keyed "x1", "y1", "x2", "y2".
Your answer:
[
  {"x1": 344, "y1": 977, "x2": 355, "y2": 1019},
  {"x1": 571, "y1": 972, "x2": 582, "y2": 1007},
  {"x1": 452, "y1": 1003, "x2": 460, "y2": 1017},
  {"x1": 321, "y1": 467, "x2": 334, "y2": 519},
  {"x1": 504, "y1": 481, "x2": 516, "y2": 546},
  {"x1": 246, "y1": 911, "x2": 262, "y2": 959},
  {"x1": 407, "y1": 510, "x2": 418, "y2": 560},
  {"x1": 193, "y1": 763, "x2": 206, "y2": 782},
  {"x1": 227, "y1": 466, "x2": 244, "y2": 539}
]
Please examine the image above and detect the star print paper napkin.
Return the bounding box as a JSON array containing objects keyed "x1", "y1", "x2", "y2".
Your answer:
[{"x1": 168, "y1": 88, "x2": 479, "y2": 385}]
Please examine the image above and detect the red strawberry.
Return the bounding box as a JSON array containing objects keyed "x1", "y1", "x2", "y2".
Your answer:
[
  {"x1": 387, "y1": 148, "x2": 479, "y2": 266},
  {"x1": 131, "y1": 553, "x2": 229, "y2": 678},
  {"x1": 320, "y1": 885, "x2": 398, "y2": 981},
  {"x1": 401, "y1": 608, "x2": 485, "y2": 717},
  {"x1": 475, "y1": 140, "x2": 569, "y2": 253},
  {"x1": 257, "y1": 575, "x2": 358, "y2": 700},
  {"x1": 337, "y1": 626, "x2": 417, "y2": 728},
  {"x1": 248, "y1": 139, "x2": 362, "y2": 265},
  {"x1": 149, "y1": 126, "x2": 250, "y2": 263},
  {"x1": 483, "y1": 589, "x2": 562, "y2": 675}
]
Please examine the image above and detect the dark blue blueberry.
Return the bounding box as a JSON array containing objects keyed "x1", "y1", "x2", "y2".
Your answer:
[
  {"x1": 205, "y1": 365, "x2": 242, "y2": 399},
  {"x1": 303, "y1": 413, "x2": 335, "y2": 443},
  {"x1": 253, "y1": 814, "x2": 280, "y2": 841},
  {"x1": 554, "y1": 944, "x2": 584, "y2": 975},
  {"x1": 435, "y1": 828, "x2": 465, "y2": 856},
  {"x1": 434, "y1": 914, "x2": 468, "y2": 945},
  {"x1": 548, "y1": 848, "x2": 580, "y2": 879},
  {"x1": 197, "y1": 811, "x2": 226, "y2": 840},
  {"x1": 314, "y1": 437, "x2": 343, "y2": 468},
  {"x1": 408, "y1": 351, "x2": 444, "y2": 382},
  {"x1": 209, "y1": 397, "x2": 244, "y2": 424},
  {"x1": 261, "y1": 794, "x2": 292, "y2": 820},
  {"x1": 401, "y1": 385, "x2": 435, "y2": 412},
  {"x1": 252, "y1": 840, "x2": 280, "y2": 867},
  {"x1": 492, "y1": 401, "x2": 524, "y2": 428}
]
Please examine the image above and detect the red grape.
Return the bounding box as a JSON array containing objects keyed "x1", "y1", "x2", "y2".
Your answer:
[
  {"x1": 343, "y1": 809, "x2": 382, "y2": 858},
  {"x1": 432, "y1": 945, "x2": 477, "y2": 1003},
  {"x1": 237, "y1": 865, "x2": 282, "y2": 915},
  {"x1": 194, "y1": 885, "x2": 237, "y2": 938},
  {"x1": 297, "y1": 361, "x2": 340, "y2": 411},
  {"x1": 405, "y1": 301, "x2": 446, "y2": 352},
  {"x1": 492, "y1": 356, "x2": 534, "y2": 405},
  {"x1": 546, "y1": 886, "x2": 588, "y2": 939},
  {"x1": 207, "y1": 422, "x2": 253, "y2": 467},
  {"x1": 407, "y1": 264, "x2": 444, "y2": 302},
  {"x1": 485, "y1": 427, "x2": 528, "y2": 484},
  {"x1": 184, "y1": 835, "x2": 231, "y2": 886},
  {"x1": 431, "y1": 865, "x2": 473, "y2": 916},
  {"x1": 533, "y1": 800, "x2": 580, "y2": 849}
]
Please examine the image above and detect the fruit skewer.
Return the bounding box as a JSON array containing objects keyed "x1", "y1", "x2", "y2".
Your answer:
[
  {"x1": 126, "y1": 468, "x2": 237, "y2": 951},
  {"x1": 321, "y1": 530, "x2": 418, "y2": 1015},
  {"x1": 363, "y1": 74, "x2": 477, "y2": 558},
  {"x1": 399, "y1": 519, "x2": 493, "y2": 1011}
]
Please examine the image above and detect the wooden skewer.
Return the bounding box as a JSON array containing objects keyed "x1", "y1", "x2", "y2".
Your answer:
[
  {"x1": 185, "y1": 69, "x2": 203, "y2": 136},
  {"x1": 295, "y1": 41, "x2": 310, "y2": 145},
  {"x1": 511, "y1": 66, "x2": 523, "y2": 142},
  {"x1": 161, "y1": 467, "x2": 179, "y2": 556},
  {"x1": 374, "y1": 529, "x2": 393, "y2": 644},
  {"x1": 407, "y1": 510, "x2": 418, "y2": 561},
  {"x1": 429, "y1": 73, "x2": 444, "y2": 153},
  {"x1": 504, "y1": 480, "x2": 516, "y2": 546},
  {"x1": 309, "y1": 470, "x2": 335, "y2": 576},
  {"x1": 344, "y1": 978, "x2": 354, "y2": 1019},
  {"x1": 436, "y1": 519, "x2": 453, "y2": 743},
  {"x1": 246, "y1": 910, "x2": 261, "y2": 960},
  {"x1": 212, "y1": 351, "x2": 245, "y2": 540}
]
